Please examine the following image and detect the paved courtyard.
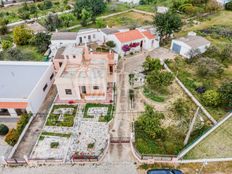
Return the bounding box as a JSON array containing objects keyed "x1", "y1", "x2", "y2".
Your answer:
[{"x1": 30, "y1": 136, "x2": 70, "y2": 159}]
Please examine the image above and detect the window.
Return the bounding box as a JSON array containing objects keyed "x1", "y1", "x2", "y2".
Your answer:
[
  {"x1": 79, "y1": 37, "x2": 82, "y2": 43},
  {"x1": 43, "y1": 84, "x2": 48, "y2": 92},
  {"x1": 65, "y1": 89, "x2": 72, "y2": 95},
  {"x1": 73, "y1": 55, "x2": 76, "y2": 58},
  {"x1": 59, "y1": 62, "x2": 63, "y2": 67},
  {"x1": 88, "y1": 35, "x2": 91, "y2": 40},
  {"x1": 93, "y1": 34, "x2": 95, "y2": 39},
  {"x1": 109, "y1": 65, "x2": 113, "y2": 73},
  {"x1": 50, "y1": 73, "x2": 54, "y2": 80},
  {"x1": 93, "y1": 86, "x2": 99, "y2": 90}
]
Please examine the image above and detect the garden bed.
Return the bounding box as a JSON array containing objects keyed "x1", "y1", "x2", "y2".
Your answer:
[
  {"x1": 45, "y1": 104, "x2": 77, "y2": 127},
  {"x1": 83, "y1": 103, "x2": 113, "y2": 122}
]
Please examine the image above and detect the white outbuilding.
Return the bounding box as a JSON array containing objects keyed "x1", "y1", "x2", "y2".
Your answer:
[
  {"x1": 170, "y1": 32, "x2": 211, "y2": 59},
  {"x1": 0, "y1": 61, "x2": 54, "y2": 117}
]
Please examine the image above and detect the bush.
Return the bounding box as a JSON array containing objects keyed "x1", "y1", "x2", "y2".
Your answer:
[
  {"x1": 5, "y1": 129, "x2": 19, "y2": 146},
  {"x1": 5, "y1": 114, "x2": 30, "y2": 146},
  {"x1": 1, "y1": 40, "x2": 13, "y2": 50},
  {"x1": 0, "y1": 124, "x2": 9, "y2": 135},
  {"x1": 50, "y1": 142, "x2": 59, "y2": 148},
  {"x1": 202, "y1": 89, "x2": 221, "y2": 107},
  {"x1": 225, "y1": 1, "x2": 232, "y2": 10}
]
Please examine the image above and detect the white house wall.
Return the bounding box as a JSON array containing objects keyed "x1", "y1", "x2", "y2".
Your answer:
[{"x1": 27, "y1": 64, "x2": 54, "y2": 114}]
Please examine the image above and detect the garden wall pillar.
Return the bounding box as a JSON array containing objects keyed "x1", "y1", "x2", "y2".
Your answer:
[{"x1": 8, "y1": 108, "x2": 18, "y2": 117}]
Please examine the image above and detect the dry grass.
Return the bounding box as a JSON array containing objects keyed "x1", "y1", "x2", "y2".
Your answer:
[
  {"x1": 104, "y1": 11, "x2": 153, "y2": 28},
  {"x1": 184, "y1": 116, "x2": 232, "y2": 159}
]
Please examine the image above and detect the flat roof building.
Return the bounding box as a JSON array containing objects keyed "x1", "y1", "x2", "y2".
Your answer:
[{"x1": 0, "y1": 61, "x2": 54, "y2": 117}]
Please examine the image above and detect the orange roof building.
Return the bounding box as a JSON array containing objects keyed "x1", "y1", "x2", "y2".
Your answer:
[{"x1": 111, "y1": 29, "x2": 159, "y2": 56}]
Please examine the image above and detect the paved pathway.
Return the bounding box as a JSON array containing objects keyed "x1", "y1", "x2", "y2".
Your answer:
[{"x1": 12, "y1": 86, "x2": 57, "y2": 158}]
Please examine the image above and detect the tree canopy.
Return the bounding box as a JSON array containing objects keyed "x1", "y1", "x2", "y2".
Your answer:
[
  {"x1": 74, "y1": 0, "x2": 106, "y2": 20},
  {"x1": 219, "y1": 82, "x2": 232, "y2": 109},
  {"x1": 13, "y1": 25, "x2": 33, "y2": 46},
  {"x1": 153, "y1": 11, "x2": 182, "y2": 42},
  {"x1": 135, "y1": 105, "x2": 165, "y2": 139}
]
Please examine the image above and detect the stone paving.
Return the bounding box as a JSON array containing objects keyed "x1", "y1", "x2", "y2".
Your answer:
[
  {"x1": 86, "y1": 107, "x2": 109, "y2": 121},
  {"x1": 30, "y1": 136, "x2": 70, "y2": 159},
  {"x1": 43, "y1": 126, "x2": 73, "y2": 134}
]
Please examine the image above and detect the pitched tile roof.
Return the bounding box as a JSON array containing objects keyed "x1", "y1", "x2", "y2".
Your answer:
[
  {"x1": 114, "y1": 30, "x2": 144, "y2": 43},
  {"x1": 142, "y1": 31, "x2": 155, "y2": 39}
]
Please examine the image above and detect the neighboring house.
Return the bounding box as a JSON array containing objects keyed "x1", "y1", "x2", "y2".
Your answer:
[
  {"x1": 50, "y1": 26, "x2": 159, "y2": 58},
  {"x1": 170, "y1": 32, "x2": 211, "y2": 59},
  {"x1": 156, "y1": 6, "x2": 169, "y2": 14},
  {"x1": 26, "y1": 22, "x2": 47, "y2": 34},
  {"x1": 53, "y1": 45, "x2": 117, "y2": 102},
  {"x1": 111, "y1": 29, "x2": 159, "y2": 56},
  {"x1": 0, "y1": 61, "x2": 54, "y2": 117}
]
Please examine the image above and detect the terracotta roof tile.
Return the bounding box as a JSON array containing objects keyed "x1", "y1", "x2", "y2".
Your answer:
[
  {"x1": 114, "y1": 30, "x2": 144, "y2": 43},
  {"x1": 142, "y1": 31, "x2": 155, "y2": 39}
]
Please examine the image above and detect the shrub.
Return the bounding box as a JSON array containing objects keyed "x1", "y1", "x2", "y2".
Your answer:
[
  {"x1": 50, "y1": 142, "x2": 59, "y2": 148},
  {"x1": 5, "y1": 129, "x2": 19, "y2": 146},
  {"x1": 202, "y1": 89, "x2": 221, "y2": 107},
  {"x1": 0, "y1": 124, "x2": 9, "y2": 135},
  {"x1": 1, "y1": 40, "x2": 13, "y2": 50}
]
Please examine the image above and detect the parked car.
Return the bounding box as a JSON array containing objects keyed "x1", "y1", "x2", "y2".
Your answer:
[{"x1": 147, "y1": 169, "x2": 183, "y2": 174}]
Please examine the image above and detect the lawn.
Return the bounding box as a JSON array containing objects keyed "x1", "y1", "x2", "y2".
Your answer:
[
  {"x1": 83, "y1": 103, "x2": 113, "y2": 122},
  {"x1": 46, "y1": 104, "x2": 77, "y2": 127},
  {"x1": 184, "y1": 116, "x2": 232, "y2": 159}
]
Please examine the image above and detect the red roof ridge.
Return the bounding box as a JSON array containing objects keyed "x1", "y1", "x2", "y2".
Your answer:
[{"x1": 114, "y1": 29, "x2": 144, "y2": 43}]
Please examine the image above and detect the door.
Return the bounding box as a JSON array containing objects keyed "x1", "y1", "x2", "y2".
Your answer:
[
  {"x1": 81, "y1": 86, "x2": 86, "y2": 94},
  {"x1": 172, "y1": 43, "x2": 181, "y2": 54}
]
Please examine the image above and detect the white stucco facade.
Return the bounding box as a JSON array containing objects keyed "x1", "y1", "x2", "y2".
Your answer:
[{"x1": 0, "y1": 61, "x2": 54, "y2": 117}]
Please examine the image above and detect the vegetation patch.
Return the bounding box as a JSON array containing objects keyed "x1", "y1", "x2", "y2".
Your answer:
[
  {"x1": 46, "y1": 104, "x2": 77, "y2": 127},
  {"x1": 50, "y1": 142, "x2": 59, "y2": 148},
  {"x1": 84, "y1": 103, "x2": 113, "y2": 122},
  {"x1": 5, "y1": 114, "x2": 31, "y2": 146},
  {"x1": 41, "y1": 131, "x2": 71, "y2": 137}
]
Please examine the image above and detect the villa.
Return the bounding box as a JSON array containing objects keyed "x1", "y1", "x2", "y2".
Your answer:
[
  {"x1": 0, "y1": 61, "x2": 54, "y2": 117},
  {"x1": 50, "y1": 26, "x2": 159, "y2": 58},
  {"x1": 53, "y1": 45, "x2": 118, "y2": 102}
]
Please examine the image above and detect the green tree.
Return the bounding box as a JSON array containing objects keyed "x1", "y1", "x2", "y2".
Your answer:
[
  {"x1": 219, "y1": 82, "x2": 232, "y2": 109},
  {"x1": 106, "y1": 40, "x2": 116, "y2": 49},
  {"x1": 225, "y1": 1, "x2": 232, "y2": 10},
  {"x1": 202, "y1": 89, "x2": 221, "y2": 107},
  {"x1": 60, "y1": 14, "x2": 75, "y2": 27},
  {"x1": 95, "y1": 18, "x2": 106, "y2": 28},
  {"x1": 30, "y1": 32, "x2": 51, "y2": 53},
  {"x1": 0, "y1": 19, "x2": 8, "y2": 35},
  {"x1": 1, "y1": 40, "x2": 13, "y2": 50},
  {"x1": 153, "y1": 11, "x2": 182, "y2": 42},
  {"x1": 80, "y1": 8, "x2": 92, "y2": 27},
  {"x1": 135, "y1": 105, "x2": 164, "y2": 139},
  {"x1": 45, "y1": 13, "x2": 60, "y2": 31},
  {"x1": 74, "y1": 0, "x2": 106, "y2": 20},
  {"x1": 43, "y1": 0, "x2": 53, "y2": 9},
  {"x1": 13, "y1": 25, "x2": 33, "y2": 46},
  {"x1": 143, "y1": 57, "x2": 162, "y2": 73},
  {"x1": 146, "y1": 70, "x2": 174, "y2": 92}
]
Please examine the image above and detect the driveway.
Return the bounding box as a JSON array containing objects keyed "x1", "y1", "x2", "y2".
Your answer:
[
  {"x1": 150, "y1": 47, "x2": 176, "y2": 61},
  {"x1": 12, "y1": 86, "x2": 57, "y2": 158}
]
